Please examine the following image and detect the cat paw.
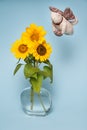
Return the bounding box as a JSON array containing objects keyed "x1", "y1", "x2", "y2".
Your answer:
[{"x1": 54, "y1": 30, "x2": 63, "y2": 36}]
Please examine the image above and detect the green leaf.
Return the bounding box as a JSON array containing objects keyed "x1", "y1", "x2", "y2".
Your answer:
[
  {"x1": 24, "y1": 63, "x2": 39, "y2": 79},
  {"x1": 13, "y1": 63, "x2": 23, "y2": 75},
  {"x1": 24, "y1": 57, "x2": 30, "y2": 64},
  {"x1": 43, "y1": 59, "x2": 52, "y2": 67},
  {"x1": 38, "y1": 70, "x2": 49, "y2": 78},
  {"x1": 43, "y1": 65, "x2": 53, "y2": 83},
  {"x1": 30, "y1": 74, "x2": 43, "y2": 93},
  {"x1": 31, "y1": 73, "x2": 37, "y2": 79}
]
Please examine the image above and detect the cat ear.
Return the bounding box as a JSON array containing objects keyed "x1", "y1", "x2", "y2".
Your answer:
[
  {"x1": 49, "y1": 6, "x2": 63, "y2": 15},
  {"x1": 49, "y1": 6, "x2": 58, "y2": 13},
  {"x1": 63, "y1": 8, "x2": 75, "y2": 20}
]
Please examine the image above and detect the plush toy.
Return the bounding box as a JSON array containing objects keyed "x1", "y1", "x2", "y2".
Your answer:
[{"x1": 49, "y1": 6, "x2": 78, "y2": 36}]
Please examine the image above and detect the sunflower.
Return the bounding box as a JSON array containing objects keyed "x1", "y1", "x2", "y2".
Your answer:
[
  {"x1": 32, "y1": 41, "x2": 52, "y2": 62},
  {"x1": 11, "y1": 40, "x2": 33, "y2": 59},
  {"x1": 22, "y1": 23, "x2": 47, "y2": 44}
]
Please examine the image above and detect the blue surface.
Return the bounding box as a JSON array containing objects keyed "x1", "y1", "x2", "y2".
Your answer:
[{"x1": 0, "y1": 0, "x2": 87, "y2": 130}]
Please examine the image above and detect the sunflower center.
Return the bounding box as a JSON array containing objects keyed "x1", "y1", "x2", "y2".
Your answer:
[
  {"x1": 18, "y1": 44, "x2": 28, "y2": 53},
  {"x1": 37, "y1": 44, "x2": 46, "y2": 56},
  {"x1": 30, "y1": 31, "x2": 39, "y2": 41}
]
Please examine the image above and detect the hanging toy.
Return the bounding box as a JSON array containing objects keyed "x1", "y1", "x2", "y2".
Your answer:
[{"x1": 49, "y1": 6, "x2": 78, "y2": 36}]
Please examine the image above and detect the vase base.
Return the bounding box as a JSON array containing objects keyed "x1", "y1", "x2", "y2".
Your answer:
[
  {"x1": 20, "y1": 87, "x2": 52, "y2": 116},
  {"x1": 22, "y1": 107, "x2": 51, "y2": 116}
]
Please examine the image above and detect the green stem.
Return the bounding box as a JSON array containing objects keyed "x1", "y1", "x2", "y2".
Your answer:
[
  {"x1": 35, "y1": 61, "x2": 38, "y2": 68},
  {"x1": 30, "y1": 87, "x2": 34, "y2": 110},
  {"x1": 38, "y1": 94, "x2": 46, "y2": 112},
  {"x1": 34, "y1": 59, "x2": 35, "y2": 67},
  {"x1": 34, "y1": 59, "x2": 38, "y2": 68}
]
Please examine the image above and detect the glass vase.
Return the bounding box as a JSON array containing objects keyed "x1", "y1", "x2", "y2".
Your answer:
[{"x1": 20, "y1": 87, "x2": 52, "y2": 116}]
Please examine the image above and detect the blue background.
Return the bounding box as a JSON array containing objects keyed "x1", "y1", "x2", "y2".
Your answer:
[{"x1": 0, "y1": 0, "x2": 87, "y2": 130}]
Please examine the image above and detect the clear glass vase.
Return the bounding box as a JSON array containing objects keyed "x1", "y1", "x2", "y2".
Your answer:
[{"x1": 20, "y1": 87, "x2": 52, "y2": 116}]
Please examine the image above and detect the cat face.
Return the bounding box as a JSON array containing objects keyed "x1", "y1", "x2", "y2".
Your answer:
[{"x1": 51, "y1": 11, "x2": 63, "y2": 24}]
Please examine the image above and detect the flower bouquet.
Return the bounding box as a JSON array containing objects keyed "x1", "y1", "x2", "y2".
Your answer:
[{"x1": 11, "y1": 23, "x2": 53, "y2": 116}]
